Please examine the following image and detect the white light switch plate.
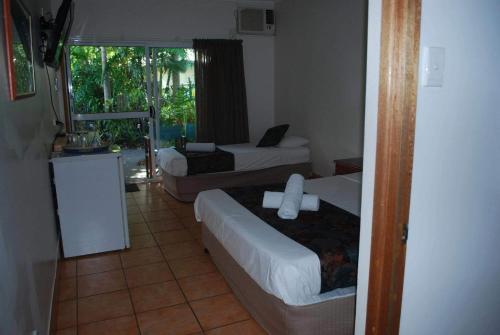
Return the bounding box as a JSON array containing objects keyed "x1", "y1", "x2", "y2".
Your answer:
[{"x1": 422, "y1": 47, "x2": 445, "y2": 87}]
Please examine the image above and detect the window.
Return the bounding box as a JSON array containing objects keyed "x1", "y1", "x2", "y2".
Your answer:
[{"x1": 67, "y1": 45, "x2": 196, "y2": 149}]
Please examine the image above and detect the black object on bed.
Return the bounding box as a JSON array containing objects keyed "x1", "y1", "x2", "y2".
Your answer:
[
  {"x1": 257, "y1": 124, "x2": 289, "y2": 147},
  {"x1": 224, "y1": 184, "x2": 360, "y2": 293},
  {"x1": 176, "y1": 148, "x2": 235, "y2": 176}
]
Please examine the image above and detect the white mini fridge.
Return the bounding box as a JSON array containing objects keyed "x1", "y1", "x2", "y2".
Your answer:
[{"x1": 51, "y1": 152, "x2": 130, "y2": 257}]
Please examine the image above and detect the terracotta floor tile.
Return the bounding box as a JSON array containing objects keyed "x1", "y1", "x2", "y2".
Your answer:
[
  {"x1": 160, "y1": 193, "x2": 179, "y2": 203},
  {"x1": 138, "y1": 202, "x2": 170, "y2": 212},
  {"x1": 188, "y1": 225, "x2": 202, "y2": 239},
  {"x1": 58, "y1": 278, "x2": 76, "y2": 301},
  {"x1": 178, "y1": 272, "x2": 230, "y2": 301},
  {"x1": 142, "y1": 210, "x2": 177, "y2": 222},
  {"x1": 190, "y1": 293, "x2": 250, "y2": 330},
  {"x1": 130, "y1": 281, "x2": 185, "y2": 313},
  {"x1": 78, "y1": 315, "x2": 139, "y2": 335},
  {"x1": 78, "y1": 269, "x2": 127, "y2": 297},
  {"x1": 78, "y1": 290, "x2": 133, "y2": 324},
  {"x1": 146, "y1": 219, "x2": 184, "y2": 233},
  {"x1": 124, "y1": 262, "x2": 174, "y2": 288},
  {"x1": 127, "y1": 214, "x2": 145, "y2": 224},
  {"x1": 166, "y1": 200, "x2": 191, "y2": 209},
  {"x1": 135, "y1": 200, "x2": 162, "y2": 208},
  {"x1": 205, "y1": 319, "x2": 267, "y2": 335},
  {"x1": 120, "y1": 247, "x2": 164, "y2": 268},
  {"x1": 55, "y1": 327, "x2": 77, "y2": 335},
  {"x1": 133, "y1": 196, "x2": 149, "y2": 202},
  {"x1": 168, "y1": 255, "x2": 216, "y2": 279},
  {"x1": 160, "y1": 241, "x2": 205, "y2": 261},
  {"x1": 56, "y1": 300, "x2": 77, "y2": 329},
  {"x1": 136, "y1": 202, "x2": 164, "y2": 210},
  {"x1": 127, "y1": 206, "x2": 141, "y2": 215},
  {"x1": 77, "y1": 254, "x2": 121, "y2": 276},
  {"x1": 140, "y1": 205, "x2": 173, "y2": 213},
  {"x1": 154, "y1": 229, "x2": 193, "y2": 246},
  {"x1": 171, "y1": 206, "x2": 195, "y2": 219},
  {"x1": 130, "y1": 233, "x2": 157, "y2": 249},
  {"x1": 128, "y1": 223, "x2": 150, "y2": 236},
  {"x1": 137, "y1": 304, "x2": 202, "y2": 335},
  {"x1": 59, "y1": 260, "x2": 76, "y2": 279},
  {"x1": 180, "y1": 217, "x2": 198, "y2": 229},
  {"x1": 134, "y1": 197, "x2": 164, "y2": 205}
]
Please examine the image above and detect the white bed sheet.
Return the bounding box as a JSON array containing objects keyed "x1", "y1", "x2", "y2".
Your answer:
[
  {"x1": 156, "y1": 144, "x2": 310, "y2": 177},
  {"x1": 218, "y1": 143, "x2": 310, "y2": 171},
  {"x1": 156, "y1": 148, "x2": 187, "y2": 176},
  {"x1": 194, "y1": 173, "x2": 362, "y2": 306}
]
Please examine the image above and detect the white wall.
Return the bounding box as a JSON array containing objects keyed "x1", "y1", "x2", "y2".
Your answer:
[
  {"x1": 354, "y1": 0, "x2": 381, "y2": 333},
  {"x1": 61, "y1": 0, "x2": 275, "y2": 142},
  {"x1": 274, "y1": 0, "x2": 367, "y2": 176},
  {"x1": 0, "y1": 0, "x2": 61, "y2": 334},
  {"x1": 399, "y1": 0, "x2": 500, "y2": 334}
]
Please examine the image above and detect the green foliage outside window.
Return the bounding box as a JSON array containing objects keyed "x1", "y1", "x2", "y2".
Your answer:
[{"x1": 69, "y1": 46, "x2": 195, "y2": 148}]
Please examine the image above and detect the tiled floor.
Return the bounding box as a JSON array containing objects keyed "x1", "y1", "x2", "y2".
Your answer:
[{"x1": 55, "y1": 182, "x2": 266, "y2": 335}]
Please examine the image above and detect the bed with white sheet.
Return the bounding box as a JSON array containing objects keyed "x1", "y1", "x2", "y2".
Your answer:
[
  {"x1": 194, "y1": 173, "x2": 362, "y2": 335},
  {"x1": 157, "y1": 143, "x2": 312, "y2": 202}
]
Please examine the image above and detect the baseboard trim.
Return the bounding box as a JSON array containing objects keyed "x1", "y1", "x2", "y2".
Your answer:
[{"x1": 47, "y1": 239, "x2": 60, "y2": 335}]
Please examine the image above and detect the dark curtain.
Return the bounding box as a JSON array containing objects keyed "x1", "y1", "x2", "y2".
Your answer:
[{"x1": 193, "y1": 39, "x2": 249, "y2": 144}]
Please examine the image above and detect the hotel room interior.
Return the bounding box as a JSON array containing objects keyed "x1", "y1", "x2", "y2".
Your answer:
[{"x1": 1, "y1": 0, "x2": 499, "y2": 334}]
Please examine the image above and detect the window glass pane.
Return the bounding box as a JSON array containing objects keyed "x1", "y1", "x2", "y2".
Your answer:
[
  {"x1": 152, "y1": 48, "x2": 196, "y2": 147},
  {"x1": 69, "y1": 46, "x2": 147, "y2": 114},
  {"x1": 74, "y1": 119, "x2": 149, "y2": 149}
]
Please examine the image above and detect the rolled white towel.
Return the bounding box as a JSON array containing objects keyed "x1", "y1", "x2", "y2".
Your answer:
[
  {"x1": 263, "y1": 191, "x2": 320, "y2": 211},
  {"x1": 185, "y1": 142, "x2": 216, "y2": 152},
  {"x1": 278, "y1": 174, "x2": 304, "y2": 219}
]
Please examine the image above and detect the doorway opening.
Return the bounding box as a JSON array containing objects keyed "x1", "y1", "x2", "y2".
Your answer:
[{"x1": 66, "y1": 45, "x2": 195, "y2": 182}]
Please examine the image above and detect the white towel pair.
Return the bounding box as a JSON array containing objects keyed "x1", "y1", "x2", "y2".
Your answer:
[
  {"x1": 262, "y1": 174, "x2": 320, "y2": 219},
  {"x1": 262, "y1": 192, "x2": 320, "y2": 211},
  {"x1": 185, "y1": 142, "x2": 216, "y2": 152}
]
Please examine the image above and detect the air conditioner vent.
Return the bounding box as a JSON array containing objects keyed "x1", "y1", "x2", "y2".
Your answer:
[{"x1": 237, "y1": 8, "x2": 275, "y2": 35}]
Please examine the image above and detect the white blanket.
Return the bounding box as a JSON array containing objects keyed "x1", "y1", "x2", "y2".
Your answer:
[
  {"x1": 194, "y1": 173, "x2": 362, "y2": 306},
  {"x1": 157, "y1": 144, "x2": 311, "y2": 177}
]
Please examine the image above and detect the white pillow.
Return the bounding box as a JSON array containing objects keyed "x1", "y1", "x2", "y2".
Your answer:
[{"x1": 277, "y1": 136, "x2": 309, "y2": 148}]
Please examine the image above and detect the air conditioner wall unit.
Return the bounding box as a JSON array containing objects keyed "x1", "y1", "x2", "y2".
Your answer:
[{"x1": 237, "y1": 8, "x2": 275, "y2": 35}]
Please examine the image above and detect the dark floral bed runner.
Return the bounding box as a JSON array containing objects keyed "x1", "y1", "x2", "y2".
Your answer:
[
  {"x1": 176, "y1": 148, "x2": 234, "y2": 175},
  {"x1": 224, "y1": 184, "x2": 360, "y2": 293}
]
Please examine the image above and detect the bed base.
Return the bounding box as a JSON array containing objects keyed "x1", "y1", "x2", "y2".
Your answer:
[
  {"x1": 202, "y1": 223, "x2": 355, "y2": 335},
  {"x1": 161, "y1": 162, "x2": 312, "y2": 202}
]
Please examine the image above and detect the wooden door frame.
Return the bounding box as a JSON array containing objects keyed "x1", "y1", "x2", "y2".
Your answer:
[{"x1": 365, "y1": 0, "x2": 422, "y2": 334}]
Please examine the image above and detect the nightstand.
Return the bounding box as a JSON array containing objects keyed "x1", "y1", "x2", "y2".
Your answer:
[{"x1": 333, "y1": 157, "x2": 363, "y2": 175}]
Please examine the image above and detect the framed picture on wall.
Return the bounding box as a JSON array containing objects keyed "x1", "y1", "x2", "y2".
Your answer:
[{"x1": 3, "y1": 0, "x2": 36, "y2": 100}]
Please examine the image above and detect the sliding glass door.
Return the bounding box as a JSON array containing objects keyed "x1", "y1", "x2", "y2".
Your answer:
[
  {"x1": 66, "y1": 44, "x2": 195, "y2": 181},
  {"x1": 150, "y1": 47, "x2": 196, "y2": 149}
]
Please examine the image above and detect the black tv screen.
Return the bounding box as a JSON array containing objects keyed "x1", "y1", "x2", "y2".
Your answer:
[{"x1": 44, "y1": 0, "x2": 73, "y2": 68}]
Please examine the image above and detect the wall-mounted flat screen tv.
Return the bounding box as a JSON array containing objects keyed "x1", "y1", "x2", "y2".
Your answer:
[{"x1": 44, "y1": 0, "x2": 73, "y2": 68}]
